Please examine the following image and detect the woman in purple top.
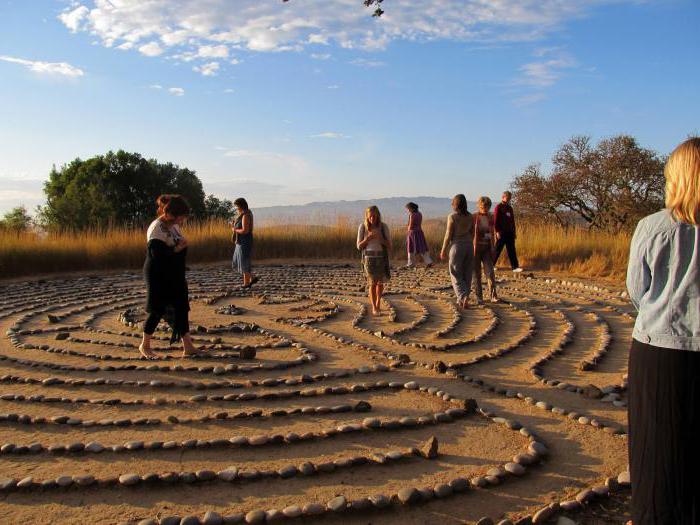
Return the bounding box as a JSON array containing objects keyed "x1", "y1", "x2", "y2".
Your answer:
[{"x1": 405, "y1": 202, "x2": 433, "y2": 268}]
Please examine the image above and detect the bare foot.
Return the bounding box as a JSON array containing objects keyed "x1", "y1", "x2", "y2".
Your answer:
[
  {"x1": 138, "y1": 344, "x2": 157, "y2": 360},
  {"x1": 371, "y1": 308, "x2": 379, "y2": 316},
  {"x1": 460, "y1": 298, "x2": 469, "y2": 309}
]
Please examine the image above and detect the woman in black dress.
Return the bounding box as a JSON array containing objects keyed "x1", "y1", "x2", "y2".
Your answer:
[
  {"x1": 139, "y1": 194, "x2": 197, "y2": 359},
  {"x1": 626, "y1": 137, "x2": 700, "y2": 524}
]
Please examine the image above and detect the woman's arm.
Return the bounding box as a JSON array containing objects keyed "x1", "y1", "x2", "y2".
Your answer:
[
  {"x1": 235, "y1": 213, "x2": 251, "y2": 235},
  {"x1": 489, "y1": 214, "x2": 496, "y2": 249},
  {"x1": 626, "y1": 221, "x2": 651, "y2": 311},
  {"x1": 407, "y1": 213, "x2": 414, "y2": 232},
  {"x1": 357, "y1": 224, "x2": 368, "y2": 251},
  {"x1": 381, "y1": 224, "x2": 392, "y2": 250},
  {"x1": 441, "y1": 215, "x2": 454, "y2": 257}
]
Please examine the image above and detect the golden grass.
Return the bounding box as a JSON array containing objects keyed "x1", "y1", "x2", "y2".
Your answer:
[{"x1": 0, "y1": 218, "x2": 631, "y2": 281}]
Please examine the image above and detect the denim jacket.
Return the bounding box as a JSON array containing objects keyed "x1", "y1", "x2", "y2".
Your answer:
[{"x1": 627, "y1": 209, "x2": 700, "y2": 351}]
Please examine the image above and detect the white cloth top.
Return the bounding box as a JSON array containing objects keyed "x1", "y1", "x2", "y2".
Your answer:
[{"x1": 146, "y1": 218, "x2": 184, "y2": 247}]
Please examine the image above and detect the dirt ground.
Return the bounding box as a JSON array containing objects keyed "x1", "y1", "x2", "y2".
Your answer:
[{"x1": 0, "y1": 262, "x2": 633, "y2": 524}]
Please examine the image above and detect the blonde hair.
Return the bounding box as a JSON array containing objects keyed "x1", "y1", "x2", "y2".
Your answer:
[
  {"x1": 665, "y1": 137, "x2": 700, "y2": 225},
  {"x1": 364, "y1": 206, "x2": 382, "y2": 231},
  {"x1": 477, "y1": 196, "x2": 492, "y2": 211}
]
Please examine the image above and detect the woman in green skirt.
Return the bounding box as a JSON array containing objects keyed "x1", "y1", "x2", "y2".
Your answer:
[{"x1": 357, "y1": 206, "x2": 391, "y2": 315}]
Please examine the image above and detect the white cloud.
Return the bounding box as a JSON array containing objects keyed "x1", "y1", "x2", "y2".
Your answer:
[
  {"x1": 197, "y1": 44, "x2": 228, "y2": 58},
  {"x1": 58, "y1": 1, "x2": 633, "y2": 57},
  {"x1": 310, "y1": 132, "x2": 349, "y2": 139},
  {"x1": 230, "y1": 57, "x2": 242, "y2": 65},
  {"x1": 138, "y1": 41, "x2": 164, "y2": 57},
  {"x1": 223, "y1": 88, "x2": 234, "y2": 93},
  {"x1": 193, "y1": 61, "x2": 220, "y2": 76},
  {"x1": 168, "y1": 87, "x2": 185, "y2": 96},
  {"x1": 0, "y1": 55, "x2": 84, "y2": 77},
  {"x1": 510, "y1": 48, "x2": 576, "y2": 105},
  {"x1": 349, "y1": 58, "x2": 385, "y2": 68},
  {"x1": 327, "y1": 84, "x2": 340, "y2": 89},
  {"x1": 311, "y1": 53, "x2": 331, "y2": 60},
  {"x1": 149, "y1": 84, "x2": 163, "y2": 89},
  {"x1": 58, "y1": 5, "x2": 88, "y2": 32},
  {"x1": 518, "y1": 55, "x2": 575, "y2": 87}
]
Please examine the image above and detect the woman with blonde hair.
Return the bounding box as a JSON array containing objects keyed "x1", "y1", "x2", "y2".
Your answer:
[
  {"x1": 626, "y1": 137, "x2": 700, "y2": 524},
  {"x1": 357, "y1": 206, "x2": 391, "y2": 315}
]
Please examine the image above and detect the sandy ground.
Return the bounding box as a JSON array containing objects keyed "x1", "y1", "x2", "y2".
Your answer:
[{"x1": 0, "y1": 262, "x2": 633, "y2": 524}]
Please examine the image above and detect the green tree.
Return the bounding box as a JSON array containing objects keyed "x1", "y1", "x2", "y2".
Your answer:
[
  {"x1": 511, "y1": 135, "x2": 666, "y2": 231},
  {"x1": 39, "y1": 150, "x2": 206, "y2": 230},
  {"x1": 204, "y1": 194, "x2": 236, "y2": 220},
  {"x1": 0, "y1": 206, "x2": 33, "y2": 232}
]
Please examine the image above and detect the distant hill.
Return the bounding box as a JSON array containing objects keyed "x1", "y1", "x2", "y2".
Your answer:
[{"x1": 253, "y1": 196, "x2": 477, "y2": 226}]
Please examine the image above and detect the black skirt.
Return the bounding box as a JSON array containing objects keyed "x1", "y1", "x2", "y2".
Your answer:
[{"x1": 628, "y1": 339, "x2": 700, "y2": 525}]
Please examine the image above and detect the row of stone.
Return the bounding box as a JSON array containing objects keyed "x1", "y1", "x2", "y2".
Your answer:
[
  {"x1": 0, "y1": 400, "x2": 372, "y2": 433},
  {"x1": 0, "y1": 443, "x2": 434, "y2": 493},
  {"x1": 125, "y1": 404, "x2": 548, "y2": 525}
]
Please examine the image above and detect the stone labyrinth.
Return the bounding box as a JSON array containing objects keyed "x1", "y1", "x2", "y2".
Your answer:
[{"x1": 0, "y1": 263, "x2": 635, "y2": 525}]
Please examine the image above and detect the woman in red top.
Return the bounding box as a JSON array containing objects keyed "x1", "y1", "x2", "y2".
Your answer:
[{"x1": 473, "y1": 196, "x2": 499, "y2": 303}]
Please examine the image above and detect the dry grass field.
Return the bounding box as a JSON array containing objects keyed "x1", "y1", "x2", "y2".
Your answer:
[
  {"x1": 0, "y1": 261, "x2": 633, "y2": 524},
  {"x1": 0, "y1": 218, "x2": 631, "y2": 280}
]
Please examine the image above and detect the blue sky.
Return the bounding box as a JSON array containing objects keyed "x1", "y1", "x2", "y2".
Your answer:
[{"x1": 1, "y1": 0, "x2": 698, "y2": 213}]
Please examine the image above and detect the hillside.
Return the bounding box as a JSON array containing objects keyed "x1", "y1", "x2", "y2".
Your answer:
[{"x1": 252, "y1": 196, "x2": 477, "y2": 225}]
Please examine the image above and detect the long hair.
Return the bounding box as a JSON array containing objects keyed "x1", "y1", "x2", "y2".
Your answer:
[
  {"x1": 452, "y1": 194, "x2": 468, "y2": 215},
  {"x1": 157, "y1": 194, "x2": 190, "y2": 218},
  {"x1": 405, "y1": 202, "x2": 419, "y2": 213},
  {"x1": 233, "y1": 197, "x2": 249, "y2": 212},
  {"x1": 364, "y1": 205, "x2": 382, "y2": 231},
  {"x1": 665, "y1": 137, "x2": 700, "y2": 225}
]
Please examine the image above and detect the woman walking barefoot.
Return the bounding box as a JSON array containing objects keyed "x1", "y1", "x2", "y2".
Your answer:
[
  {"x1": 231, "y1": 198, "x2": 258, "y2": 288},
  {"x1": 141, "y1": 194, "x2": 198, "y2": 359},
  {"x1": 357, "y1": 206, "x2": 392, "y2": 315},
  {"x1": 440, "y1": 194, "x2": 474, "y2": 309},
  {"x1": 626, "y1": 137, "x2": 700, "y2": 525},
  {"x1": 405, "y1": 202, "x2": 433, "y2": 268},
  {"x1": 473, "y1": 196, "x2": 499, "y2": 303}
]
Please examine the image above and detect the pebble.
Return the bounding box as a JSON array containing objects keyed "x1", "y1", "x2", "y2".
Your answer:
[
  {"x1": 118, "y1": 473, "x2": 140, "y2": 486},
  {"x1": 281, "y1": 506, "x2": 302, "y2": 518},
  {"x1": 369, "y1": 494, "x2": 391, "y2": 508},
  {"x1": 244, "y1": 510, "x2": 265, "y2": 524},
  {"x1": 397, "y1": 487, "x2": 420, "y2": 504},
  {"x1": 327, "y1": 496, "x2": 347, "y2": 512}
]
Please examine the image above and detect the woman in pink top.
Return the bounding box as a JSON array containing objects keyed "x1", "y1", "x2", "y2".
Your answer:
[{"x1": 405, "y1": 202, "x2": 433, "y2": 268}]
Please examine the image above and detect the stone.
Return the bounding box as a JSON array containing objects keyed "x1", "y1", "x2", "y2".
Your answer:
[
  {"x1": 369, "y1": 494, "x2": 391, "y2": 508},
  {"x1": 419, "y1": 436, "x2": 439, "y2": 459},
  {"x1": 56, "y1": 476, "x2": 73, "y2": 487},
  {"x1": 559, "y1": 500, "x2": 581, "y2": 511},
  {"x1": 582, "y1": 384, "x2": 603, "y2": 399},
  {"x1": 397, "y1": 487, "x2": 420, "y2": 504},
  {"x1": 532, "y1": 506, "x2": 555, "y2": 524},
  {"x1": 327, "y1": 496, "x2": 347, "y2": 512},
  {"x1": 281, "y1": 506, "x2": 302, "y2": 518},
  {"x1": 354, "y1": 401, "x2": 371, "y2": 412},
  {"x1": 433, "y1": 483, "x2": 453, "y2": 498},
  {"x1": 504, "y1": 462, "x2": 526, "y2": 476},
  {"x1": 181, "y1": 516, "x2": 202, "y2": 525},
  {"x1": 118, "y1": 473, "x2": 141, "y2": 486},
  {"x1": 159, "y1": 517, "x2": 181, "y2": 525},
  {"x1": 244, "y1": 510, "x2": 265, "y2": 524},
  {"x1": 476, "y1": 518, "x2": 494, "y2": 525},
  {"x1": 218, "y1": 468, "x2": 238, "y2": 482},
  {"x1": 555, "y1": 517, "x2": 577, "y2": 525},
  {"x1": 617, "y1": 470, "x2": 631, "y2": 487},
  {"x1": 203, "y1": 511, "x2": 223, "y2": 525},
  {"x1": 575, "y1": 489, "x2": 595, "y2": 503},
  {"x1": 302, "y1": 503, "x2": 325, "y2": 516}
]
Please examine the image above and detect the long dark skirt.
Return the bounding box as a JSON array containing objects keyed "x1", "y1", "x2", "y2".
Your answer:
[{"x1": 628, "y1": 338, "x2": 700, "y2": 525}]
